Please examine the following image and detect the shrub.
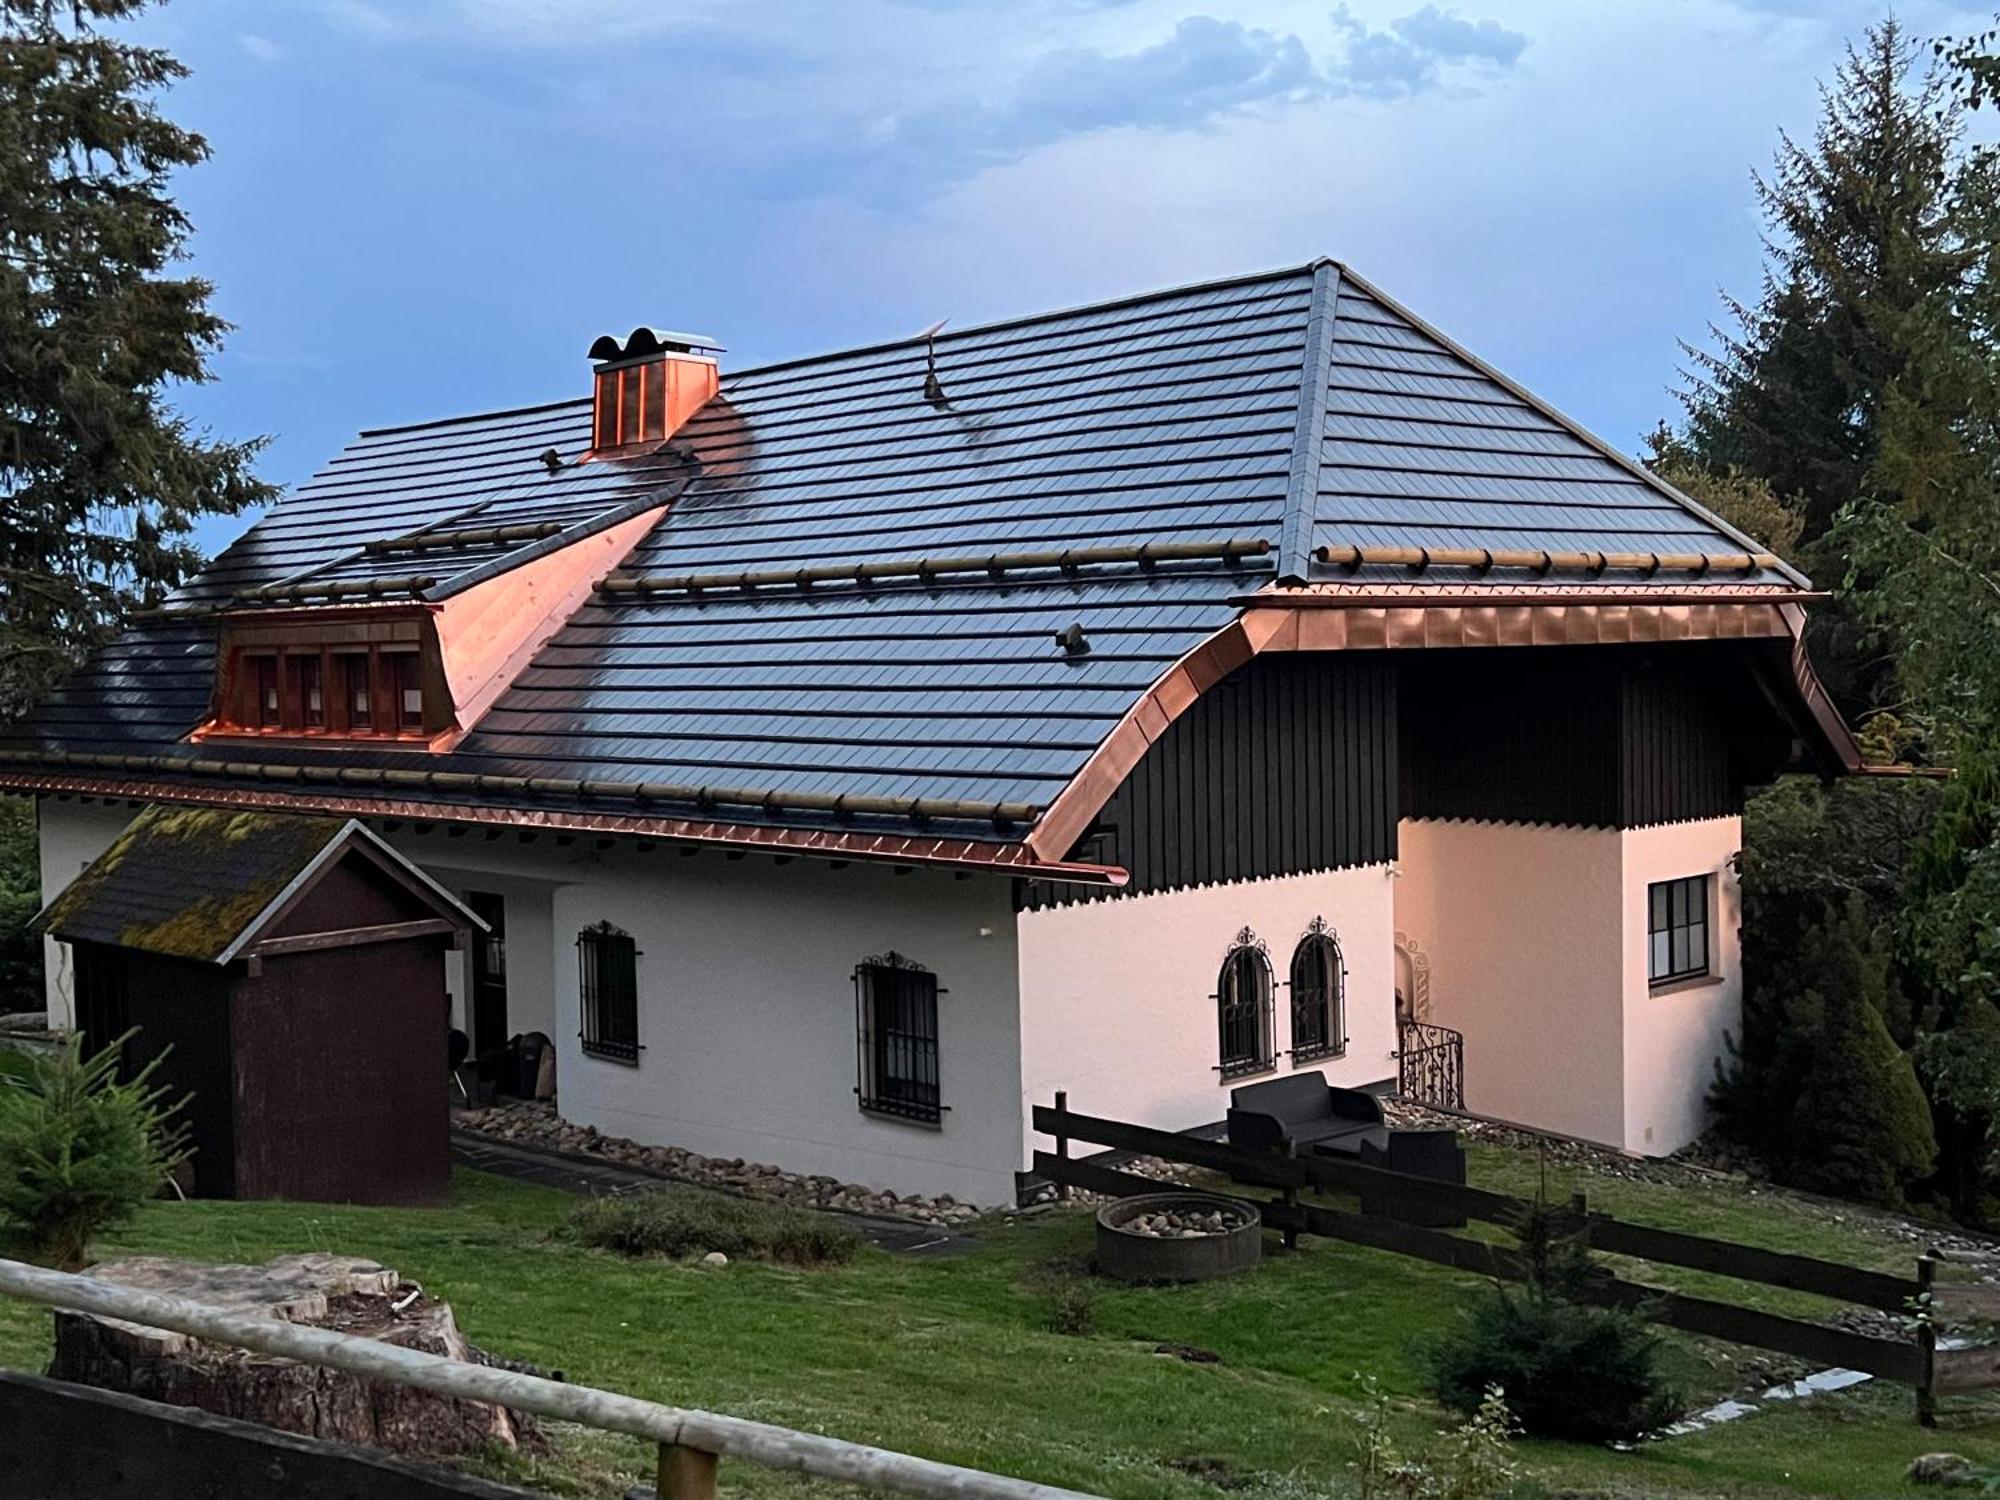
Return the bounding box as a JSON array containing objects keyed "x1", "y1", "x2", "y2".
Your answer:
[
  {"x1": 1716, "y1": 890, "x2": 1936, "y2": 1206},
  {"x1": 562, "y1": 1186, "x2": 860, "y2": 1266},
  {"x1": 1421, "y1": 1202, "x2": 1684, "y2": 1444},
  {"x1": 0, "y1": 1034, "x2": 189, "y2": 1270},
  {"x1": 1041, "y1": 1271, "x2": 1097, "y2": 1336}
]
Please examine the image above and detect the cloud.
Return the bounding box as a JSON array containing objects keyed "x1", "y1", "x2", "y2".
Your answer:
[
  {"x1": 1331, "y1": 4, "x2": 1528, "y2": 97},
  {"x1": 772, "y1": 8, "x2": 1528, "y2": 205},
  {"x1": 236, "y1": 33, "x2": 283, "y2": 62}
]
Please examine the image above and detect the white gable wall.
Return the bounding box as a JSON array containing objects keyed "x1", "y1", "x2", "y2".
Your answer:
[{"x1": 1015, "y1": 864, "x2": 1399, "y2": 1167}]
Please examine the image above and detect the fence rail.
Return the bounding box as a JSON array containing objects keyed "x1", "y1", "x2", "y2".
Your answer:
[
  {"x1": 1033, "y1": 1096, "x2": 1969, "y2": 1424},
  {"x1": 0, "y1": 1257, "x2": 1100, "y2": 1500}
]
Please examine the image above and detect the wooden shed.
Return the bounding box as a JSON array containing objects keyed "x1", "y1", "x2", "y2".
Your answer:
[{"x1": 35, "y1": 806, "x2": 479, "y2": 1205}]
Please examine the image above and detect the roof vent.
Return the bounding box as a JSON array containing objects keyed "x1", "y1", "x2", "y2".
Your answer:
[{"x1": 589, "y1": 327, "x2": 722, "y2": 455}]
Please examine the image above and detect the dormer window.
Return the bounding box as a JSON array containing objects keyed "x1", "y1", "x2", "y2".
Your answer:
[{"x1": 198, "y1": 610, "x2": 446, "y2": 746}]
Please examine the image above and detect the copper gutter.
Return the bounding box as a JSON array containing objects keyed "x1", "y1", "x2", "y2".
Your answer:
[
  {"x1": 0, "y1": 772, "x2": 1126, "y2": 886},
  {"x1": 0, "y1": 749, "x2": 1040, "y2": 830}
]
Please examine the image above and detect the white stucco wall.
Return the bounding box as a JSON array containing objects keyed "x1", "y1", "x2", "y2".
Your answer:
[
  {"x1": 1395, "y1": 819, "x2": 1628, "y2": 1145},
  {"x1": 33, "y1": 797, "x2": 140, "y2": 1029},
  {"x1": 1015, "y1": 864, "x2": 1399, "y2": 1168},
  {"x1": 1619, "y1": 817, "x2": 1742, "y2": 1154},
  {"x1": 500, "y1": 844, "x2": 1029, "y2": 1205},
  {"x1": 1395, "y1": 815, "x2": 1743, "y2": 1155}
]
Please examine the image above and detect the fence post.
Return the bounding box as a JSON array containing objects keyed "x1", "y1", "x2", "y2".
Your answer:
[
  {"x1": 659, "y1": 1441, "x2": 719, "y2": 1500},
  {"x1": 1053, "y1": 1090, "x2": 1070, "y2": 1203},
  {"x1": 1281, "y1": 1140, "x2": 1300, "y2": 1250},
  {"x1": 1916, "y1": 1253, "x2": 1939, "y2": 1428}
]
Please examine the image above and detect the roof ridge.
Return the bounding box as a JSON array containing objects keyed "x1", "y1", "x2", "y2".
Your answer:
[
  {"x1": 1276, "y1": 262, "x2": 1340, "y2": 583},
  {"x1": 354, "y1": 262, "x2": 1332, "y2": 442}
]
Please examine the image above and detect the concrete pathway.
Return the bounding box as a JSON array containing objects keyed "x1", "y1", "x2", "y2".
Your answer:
[{"x1": 450, "y1": 1133, "x2": 978, "y2": 1257}]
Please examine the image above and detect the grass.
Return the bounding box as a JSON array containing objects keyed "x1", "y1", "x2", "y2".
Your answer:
[
  {"x1": 0, "y1": 1156, "x2": 1993, "y2": 1499},
  {"x1": 561, "y1": 1185, "x2": 861, "y2": 1266}
]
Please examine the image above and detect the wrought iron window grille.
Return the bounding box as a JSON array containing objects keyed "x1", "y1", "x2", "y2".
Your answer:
[
  {"x1": 1213, "y1": 927, "x2": 1276, "y2": 1079},
  {"x1": 854, "y1": 951, "x2": 948, "y2": 1125},
  {"x1": 577, "y1": 920, "x2": 643, "y2": 1063},
  {"x1": 1287, "y1": 916, "x2": 1347, "y2": 1064}
]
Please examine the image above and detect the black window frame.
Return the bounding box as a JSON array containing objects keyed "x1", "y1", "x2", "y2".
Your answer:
[
  {"x1": 1648, "y1": 874, "x2": 1711, "y2": 986},
  {"x1": 854, "y1": 952, "x2": 946, "y2": 1125},
  {"x1": 1214, "y1": 928, "x2": 1276, "y2": 1079},
  {"x1": 577, "y1": 920, "x2": 642, "y2": 1063},
  {"x1": 1288, "y1": 917, "x2": 1345, "y2": 1064}
]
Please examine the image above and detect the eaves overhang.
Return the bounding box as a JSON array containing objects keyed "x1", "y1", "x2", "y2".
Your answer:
[
  {"x1": 1024, "y1": 587, "x2": 1860, "y2": 863},
  {"x1": 0, "y1": 769, "x2": 1129, "y2": 887}
]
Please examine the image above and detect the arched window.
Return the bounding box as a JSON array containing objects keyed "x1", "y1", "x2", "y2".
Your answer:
[
  {"x1": 1289, "y1": 918, "x2": 1345, "y2": 1063},
  {"x1": 1215, "y1": 929, "x2": 1275, "y2": 1078}
]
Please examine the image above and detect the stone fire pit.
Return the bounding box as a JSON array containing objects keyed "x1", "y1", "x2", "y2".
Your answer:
[{"x1": 1095, "y1": 1191, "x2": 1262, "y2": 1283}]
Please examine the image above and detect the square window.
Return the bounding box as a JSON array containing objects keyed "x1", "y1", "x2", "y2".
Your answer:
[{"x1": 1648, "y1": 874, "x2": 1710, "y2": 985}]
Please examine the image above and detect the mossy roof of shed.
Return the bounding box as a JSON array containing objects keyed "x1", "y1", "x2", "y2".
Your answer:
[{"x1": 36, "y1": 806, "x2": 351, "y2": 962}]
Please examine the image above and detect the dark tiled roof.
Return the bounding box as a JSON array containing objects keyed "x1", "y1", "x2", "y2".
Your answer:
[
  {"x1": 2, "y1": 260, "x2": 1803, "y2": 839},
  {"x1": 35, "y1": 807, "x2": 350, "y2": 960}
]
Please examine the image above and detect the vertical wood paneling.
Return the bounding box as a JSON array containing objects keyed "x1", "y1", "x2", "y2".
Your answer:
[{"x1": 1038, "y1": 654, "x2": 1398, "y2": 904}]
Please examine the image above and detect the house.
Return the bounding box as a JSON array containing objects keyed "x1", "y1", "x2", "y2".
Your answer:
[
  {"x1": 30, "y1": 806, "x2": 476, "y2": 1203},
  {"x1": 2, "y1": 261, "x2": 1859, "y2": 1206}
]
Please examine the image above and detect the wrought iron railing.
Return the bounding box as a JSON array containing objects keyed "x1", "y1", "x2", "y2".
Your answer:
[{"x1": 1396, "y1": 1020, "x2": 1464, "y2": 1110}]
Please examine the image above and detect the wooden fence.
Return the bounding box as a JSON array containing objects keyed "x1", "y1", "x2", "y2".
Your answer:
[
  {"x1": 0, "y1": 1257, "x2": 1100, "y2": 1500},
  {"x1": 1034, "y1": 1095, "x2": 2000, "y2": 1425}
]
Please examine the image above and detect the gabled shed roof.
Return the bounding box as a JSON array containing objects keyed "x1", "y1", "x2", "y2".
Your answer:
[
  {"x1": 35, "y1": 806, "x2": 479, "y2": 964},
  {"x1": 0, "y1": 260, "x2": 1828, "y2": 860}
]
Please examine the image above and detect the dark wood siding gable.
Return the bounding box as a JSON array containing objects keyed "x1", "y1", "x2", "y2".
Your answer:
[
  {"x1": 1032, "y1": 654, "x2": 1397, "y2": 905},
  {"x1": 1400, "y1": 645, "x2": 1762, "y2": 831}
]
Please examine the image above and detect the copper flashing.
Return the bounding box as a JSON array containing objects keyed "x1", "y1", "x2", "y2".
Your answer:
[
  {"x1": 0, "y1": 772, "x2": 1122, "y2": 885},
  {"x1": 1024, "y1": 595, "x2": 1844, "y2": 863},
  {"x1": 599, "y1": 539, "x2": 1272, "y2": 597}
]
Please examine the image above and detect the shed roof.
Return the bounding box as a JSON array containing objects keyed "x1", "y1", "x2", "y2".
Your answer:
[
  {"x1": 35, "y1": 806, "x2": 478, "y2": 964},
  {"x1": 0, "y1": 260, "x2": 1821, "y2": 852}
]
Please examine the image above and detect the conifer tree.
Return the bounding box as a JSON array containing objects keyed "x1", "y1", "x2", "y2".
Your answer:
[
  {"x1": 0, "y1": 0, "x2": 273, "y2": 718},
  {"x1": 1676, "y1": 18, "x2": 1989, "y2": 542}
]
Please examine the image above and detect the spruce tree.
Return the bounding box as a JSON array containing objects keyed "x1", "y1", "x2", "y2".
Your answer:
[
  {"x1": 0, "y1": 0, "x2": 273, "y2": 718},
  {"x1": 1675, "y1": 18, "x2": 1988, "y2": 542},
  {"x1": 1783, "y1": 895, "x2": 1937, "y2": 1207}
]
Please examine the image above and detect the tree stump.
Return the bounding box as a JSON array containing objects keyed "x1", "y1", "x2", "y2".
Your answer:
[{"x1": 50, "y1": 1253, "x2": 541, "y2": 1458}]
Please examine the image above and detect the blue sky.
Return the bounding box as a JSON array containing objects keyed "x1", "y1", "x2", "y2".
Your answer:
[{"x1": 127, "y1": 0, "x2": 1991, "y2": 554}]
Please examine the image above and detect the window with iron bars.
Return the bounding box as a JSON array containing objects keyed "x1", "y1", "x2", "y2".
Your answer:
[
  {"x1": 578, "y1": 921, "x2": 641, "y2": 1063},
  {"x1": 1214, "y1": 929, "x2": 1275, "y2": 1079},
  {"x1": 854, "y1": 953, "x2": 945, "y2": 1124},
  {"x1": 1288, "y1": 918, "x2": 1345, "y2": 1063}
]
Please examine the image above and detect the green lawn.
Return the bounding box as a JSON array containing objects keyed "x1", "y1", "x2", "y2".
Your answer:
[{"x1": 0, "y1": 1164, "x2": 1994, "y2": 1500}]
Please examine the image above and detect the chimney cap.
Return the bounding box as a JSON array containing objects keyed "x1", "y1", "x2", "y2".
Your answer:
[{"x1": 589, "y1": 327, "x2": 725, "y2": 364}]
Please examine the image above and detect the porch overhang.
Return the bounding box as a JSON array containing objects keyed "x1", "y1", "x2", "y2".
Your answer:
[{"x1": 1025, "y1": 589, "x2": 1862, "y2": 863}]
